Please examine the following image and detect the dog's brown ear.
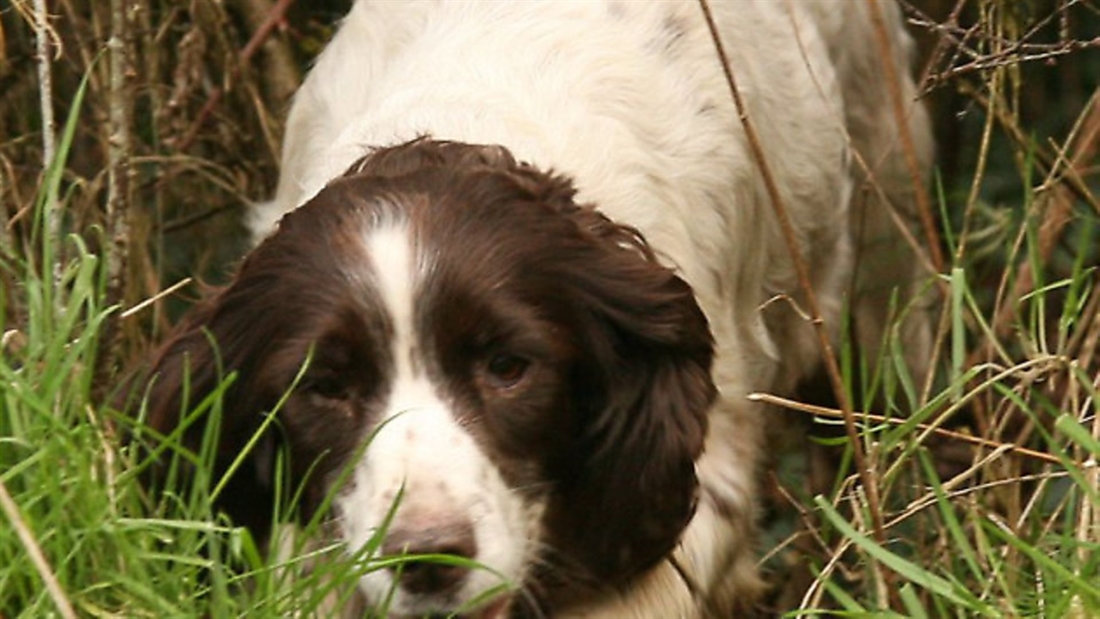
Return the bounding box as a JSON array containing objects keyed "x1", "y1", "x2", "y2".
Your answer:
[
  {"x1": 438, "y1": 158, "x2": 714, "y2": 588},
  {"x1": 132, "y1": 293, "x2": 283, "y2": 541},
  {"x1": 538, "y1": 204, "x2": 714, "y2": 589},
  {"x1": 129, "y1": 188, "x2": 386, "y2": 542}
]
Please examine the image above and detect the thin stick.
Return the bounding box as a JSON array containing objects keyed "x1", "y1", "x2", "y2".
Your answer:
[
  {"x1": 96, "y1": 0, "x2": 135, "y2": 396},
  {"x1": 748, "y1": 392, "x2": 1061, "y2": 465},
  {"x1": 1073, "y1": 362, "x2": 1100, "y2": 576},
  {"x1": 0, "y1": 478, "x2": 77, "y2": 619},
  {"x1": 696, "y1": 0, "x2": 891, "y2": 590},
  {"x1": 177, "y1": 0, "x2": 295, "y2": 151},
  {"x1": 865, "y1": 0, "x2": 944, "y2": 273},
  {"x1": 32, "y1": 0, "x2": 56, "y2": 169},
  {"x1": 30, "y1": 0, "x2": 62, "y2": 262},
  {"x1": 120, "y1": 277, "x2": 192, "y2": 319},
  {"x1": 964, "y1": 88, "x2": 1100, "y2": 371}
]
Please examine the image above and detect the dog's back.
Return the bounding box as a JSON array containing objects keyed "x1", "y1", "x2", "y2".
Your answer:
[{"x1": 245, "y1": 2, "x2": 932, "y2": 615}]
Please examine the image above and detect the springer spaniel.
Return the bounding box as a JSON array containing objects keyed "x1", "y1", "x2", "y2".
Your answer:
[{"x1": 140, "y1": 1, "x2": 932, "y2": 616}]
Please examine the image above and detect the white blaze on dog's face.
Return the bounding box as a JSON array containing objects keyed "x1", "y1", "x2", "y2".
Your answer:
[
  {"x1": 141, "y1": 141, "x2": 713, "y2": 616},
  {"x1": 338, "y1": 223, "x2": 538, "y2": 616}
]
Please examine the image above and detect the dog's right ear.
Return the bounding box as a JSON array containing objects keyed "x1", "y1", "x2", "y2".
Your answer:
[
  {"x1": 125, "y1": 291, "x2": 283, "y2": 542},
  {"x1": 122, "y1": 177, "x2": 385, "y2": 543}
]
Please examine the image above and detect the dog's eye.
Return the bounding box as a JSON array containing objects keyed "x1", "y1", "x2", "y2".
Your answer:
[
  {"x1": 485, "y1": 353, "x2": 530, "y2": 389},
  {"x1": 303, "y1": 373, "x2": 348, "y2": 400}
]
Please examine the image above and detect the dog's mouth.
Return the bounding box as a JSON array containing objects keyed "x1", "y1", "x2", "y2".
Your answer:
[
  {"x1": 470, "y1": 595, "x2": 512, "y2": 619},
  {"x1": 405, "y1": 591, "x2": 513, "y2": 619}
]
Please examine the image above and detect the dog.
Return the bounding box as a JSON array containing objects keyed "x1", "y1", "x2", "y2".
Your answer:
[{"x1": 139, "y1": 1, "x2": 932, "y2": 616}]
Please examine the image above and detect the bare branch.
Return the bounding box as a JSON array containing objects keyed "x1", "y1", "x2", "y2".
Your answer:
[
  {"x1": 866, "y1": 0, "x2": 944, "y2": 273},
  {"x1": 0, "y1": 478, "x2": 77, "y2": 619},
  {"x1": 178, "y1": 0, "x2": 296, "y2": 152},
  {"x1": 96, "y1": 0, "x2": 136, "y2": 393},
  {"x1": 696, "y1": 0, "x2": 892, "y2": 600}
]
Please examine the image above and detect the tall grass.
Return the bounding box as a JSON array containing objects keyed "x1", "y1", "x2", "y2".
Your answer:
[
  {"x1": 0, "y1": 67, "x2": 375, "y2": 619},
  {"x1": 777, "y1": 48, "x2": 1100, "y2": 619},
  {"x1": 0, "y1": 96, "x2": 498, "y2": 613},
  {"x1": 792, "y1": 228, "x2": 1100, "y2": 615}
]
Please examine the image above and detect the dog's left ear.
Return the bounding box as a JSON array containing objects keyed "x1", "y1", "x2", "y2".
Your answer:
[{"x1": 541, "y1": 204, "x2": 715, "y2": 588}]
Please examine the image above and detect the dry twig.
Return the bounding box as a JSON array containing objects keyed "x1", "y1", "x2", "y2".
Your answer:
[
  {"x1": 177, "y1": 0, "x2": 295, "y2": 152},
  {"x1": 0, "y1": 479, "x2": 76, "y2": 619},
  {"x1": 749, "y1": 392, "x2": 1061, "y2": 465},
  {"x1": 866, "y1": 0, "x2": 945, "y2": 273},
  {"x1": 697, "y1": 0, "x2": 892, "y2": 603},
  {"x1": 26, "y1": 0, "x2": 59, "y2": 250},
  {"x1": 96, "y1": 0, "x2": 136, "y2": 395}
]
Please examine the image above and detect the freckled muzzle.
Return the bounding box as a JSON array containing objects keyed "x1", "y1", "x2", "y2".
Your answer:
[{"x1": 336, "y1": 384, "x2": 532, "y2": 617}]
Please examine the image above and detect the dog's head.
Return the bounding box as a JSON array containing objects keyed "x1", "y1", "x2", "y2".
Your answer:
[{"x1": 139, "y1": 139, "x2": 714, "y2": 616}]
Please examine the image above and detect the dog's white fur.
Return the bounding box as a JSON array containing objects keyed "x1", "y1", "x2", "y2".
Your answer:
[{"x1": 254, "y1": 1, "x2": 932, "y2": 615}]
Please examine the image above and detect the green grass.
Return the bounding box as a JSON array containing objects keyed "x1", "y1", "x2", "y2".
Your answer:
[
  {"x1": 0, "y1": 83, "x2": 379, "y2": 618},
  {"x1": 0, "y1": 167, "x2": 501, "y2": 616},
  {"x1": 0, "y1": 232, "x2": 382, "y2": 615},
  {"x1": 782, "y1": 164, "x2": 1100, "y2": 616}
]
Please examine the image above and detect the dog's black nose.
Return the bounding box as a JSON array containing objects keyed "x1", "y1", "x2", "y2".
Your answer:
[{"x1": 383, "y1": 519, "x2": 479, "y2": 595}]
